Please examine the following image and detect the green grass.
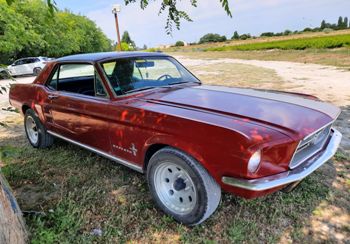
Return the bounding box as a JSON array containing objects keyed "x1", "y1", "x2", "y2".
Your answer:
[
  {"x1": 334, "y1": 151, "x2": 350, "y2": 162},
  {"x1": 206, "y1": 34, "x2": 350, "y2": 51},
  {"x1": 0, "y1": 139, "x2": 348, "y2": 243}
]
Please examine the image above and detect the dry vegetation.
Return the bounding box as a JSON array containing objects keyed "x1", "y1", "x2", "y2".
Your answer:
[
  {"x1": 165, "y1": 29, "x2": 350, "y2": 51},
  {"x1": 170, "y1": 49, "x2": 350, "y2": 70}
]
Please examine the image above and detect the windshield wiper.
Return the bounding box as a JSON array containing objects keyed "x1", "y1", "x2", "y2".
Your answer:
[
  {"x1": 124, "y1": 86, "x2": 157, "y2": 94},
  {"x1": 167, "y1": 81, "x2": 201, "y2": 86}
]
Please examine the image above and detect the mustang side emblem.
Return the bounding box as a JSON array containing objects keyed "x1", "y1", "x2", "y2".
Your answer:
[
  {"x1": 113, "y1": 143, "x2": 138, "y2": 156},
  {"x1": 129, "y1": 143, "x2": 138, "y2": 156}
]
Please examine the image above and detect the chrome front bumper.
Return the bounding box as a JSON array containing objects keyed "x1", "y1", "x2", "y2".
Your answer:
[{"x1": 222, "y1": 128, "x2": 342, "y2": 191}]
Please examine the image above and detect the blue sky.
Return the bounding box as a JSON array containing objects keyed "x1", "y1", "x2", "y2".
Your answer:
[{"x1": 55, "y1": 0, "x2": 350, "y2": 48}]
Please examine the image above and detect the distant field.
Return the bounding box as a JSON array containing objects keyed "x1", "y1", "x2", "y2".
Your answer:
[
  {"x1": 168, "y1": 49, "x2": 350, "y2": 70},
  {"x1": 207, "y1": 34, "x2": 350, "y2": 51},
  {"x1": 163, "y1": 29, "x2": 350, "y2": 52}
]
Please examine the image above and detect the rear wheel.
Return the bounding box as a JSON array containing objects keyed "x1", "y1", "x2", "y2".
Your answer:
[
  {"x1": 0, "y1": 71, "x2": 7, "y2": 79},
  {"x1": 147, "y1": 147, "x2": 221, "y2": 225},
  {"x1": 24, "y1": 109, "x2": 53, "y2": 148},
  {"x1": 33, "y1": 67, "x2": 42, "y2": 76}
]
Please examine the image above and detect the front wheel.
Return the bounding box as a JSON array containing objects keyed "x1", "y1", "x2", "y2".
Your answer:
[
  {"x1": 147, "y1": 147, "x2": 221, "y2": 225},
  {"x1": 24, "y1": 109, "x2": 53, "y2": 148}
]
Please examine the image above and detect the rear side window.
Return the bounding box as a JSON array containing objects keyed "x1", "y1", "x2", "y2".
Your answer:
[
  {"x1": 14, "y1": 59, "x2": 24, "y2": 66},
  {"x1": 46, "y1": 64, "x2": 107, "y2": 97},
  {"x1": 24, "y1": 58, "x2": 34, "y2": 64},
  {"x1": 59, "y1": 64, "x2": 94, "y2": 79}
]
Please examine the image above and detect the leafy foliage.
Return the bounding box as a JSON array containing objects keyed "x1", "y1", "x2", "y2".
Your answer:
[
  {"x1": 1, "y1": 0, "x2": 112, "y2": 64},
  {"x1": 239, "y1": 33, "x2": 251, "y2": 40},
  {"x1": 319, "y1": 17, "x2": 349, "y2": 31},
  {"x1": 231, "y1": 31, "x2": 239, "y2": 40},
  {"x1": 120, "y1": 42, "x2": 134, "y2": 51},
  {"x1": 124, "y1": 0, "x2": 232, "y2": 35},
  {"x1": 199, "y1": 33, "x2": 227, "y2": 44},
  {"x1": 121, "y1": 31, "x2": 136, "y2": 49},
  {"x1": 5, "y1": 0, "x2": 232, "y2": 36},
  {"x1": 175, "y1": 41, "x2": 185, "y2": 46}
]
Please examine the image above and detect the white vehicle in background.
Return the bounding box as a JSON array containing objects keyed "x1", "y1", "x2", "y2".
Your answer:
[{"x1": 7, "y1": 57, "x2": 51, "y2": 76}]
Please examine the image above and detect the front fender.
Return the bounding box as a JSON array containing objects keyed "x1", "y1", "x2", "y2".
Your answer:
[{"x1": 143, "y1": 134, "x2": 219, "y2": 181}]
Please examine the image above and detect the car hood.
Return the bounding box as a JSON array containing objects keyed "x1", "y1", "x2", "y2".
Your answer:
[{"x1": 139, "y1": 85, "x2": 340, "y2": 139}]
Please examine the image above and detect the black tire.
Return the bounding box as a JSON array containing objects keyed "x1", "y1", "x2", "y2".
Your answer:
[
  {"x1": 0, "y1": 71, "x2": 7, "y2": 79},
  {"x1": 147, "y1": 147, "x2": 221, "y2": 225},
  {"x1": 33, "y1": 67, "x2": 42, "y2": 76},
  {"x1": 24, "y1": 109, "x2": 53, "y2": 148}
]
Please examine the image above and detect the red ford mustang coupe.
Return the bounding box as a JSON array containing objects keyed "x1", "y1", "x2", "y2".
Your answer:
[{"x1": 9, "y1": 52, "x2": 342, "y2": 225}]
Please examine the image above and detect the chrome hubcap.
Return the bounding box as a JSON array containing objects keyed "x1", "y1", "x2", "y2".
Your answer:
[
  {"x1": 154, "y1": 162, "x2": 197, "y2": 215},
  {"x1": 25, "y1": 116, "x2": 38, "y2": 144}
]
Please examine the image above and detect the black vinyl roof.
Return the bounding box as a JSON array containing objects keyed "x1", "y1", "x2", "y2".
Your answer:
[{"x1": 56, "y1": 51, "x2": 169, "y2": 62}]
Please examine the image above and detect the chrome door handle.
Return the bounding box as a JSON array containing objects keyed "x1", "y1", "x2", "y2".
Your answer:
[{"x1": 48, "y1": 94, "x2": 59, "y2": 100}]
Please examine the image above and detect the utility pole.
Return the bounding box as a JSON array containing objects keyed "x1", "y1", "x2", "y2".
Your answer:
[{"x1": 112, "y1": 4, "x2": 122, "y2": 51}]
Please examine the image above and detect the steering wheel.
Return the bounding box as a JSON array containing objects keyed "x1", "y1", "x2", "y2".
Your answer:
[{"x1": 157, "y1": 74, "x2": 173, "y2": 81}]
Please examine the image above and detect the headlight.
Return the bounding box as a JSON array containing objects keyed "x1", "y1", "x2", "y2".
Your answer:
[{"x1": 247, "y1": 150, "x2": 261, "y2": 173}]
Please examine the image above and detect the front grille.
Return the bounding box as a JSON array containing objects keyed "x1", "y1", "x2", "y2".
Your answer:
[{"x1": 289, "y1": 123, "x2": 332, "y2": 169}]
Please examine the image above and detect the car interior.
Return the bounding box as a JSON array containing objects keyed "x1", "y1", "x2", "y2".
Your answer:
[
  {"x1": 47, "y1": 64, "x2": 107, "y2": 97},
  {"x1": 58, "y1": 76, "x2": 96, "y2": 96},
  {"x1": 103, "y1": 58, "x2": 183, "y2": 94}
]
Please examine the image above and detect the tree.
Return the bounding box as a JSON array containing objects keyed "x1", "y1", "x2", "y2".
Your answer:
[
  {"x1": 321, "y1": 20, "x2": 326, "y2": 29},
  {"x1": 231, "y1": 31, "x2": 239, "y2": 40},
  {"x1": 6, "y1": 0, "x2": 232, "y2": 35},
  {"x1": 121, "y1": 31, "x2": 136, "y2": 48},
  {"x1": 338, "y1": 16, "x2": 343, "y2": 28},
  {"x1": 344, "y1": 17, "x2": 348, "y2": 28},
  {"x1": 198, "y1": 33, "x2": 227, "y2": 44},
  {"x1": 283, "y1": 30, "x2": 292, "y2": 35},
  {"x1": 239, "y1": 33, "x2": 251, "y2": 40},
  {"x1": 261, "y1": 32, "x2": 274, "y2": 37},
  {"x1": 0, "y1": 172, "x2": 27, "y2": 244},
  {"x1": 0, "y1": 0, "x2": 112, "y2": 64},
  {"x1": 142, "y1": 44, "x2": 147, "y2": 50},
  {"x1": 175, "y1": 41, "x2": 185, "y2": 46}
]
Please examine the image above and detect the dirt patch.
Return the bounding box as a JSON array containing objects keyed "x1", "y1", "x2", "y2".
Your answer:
[{"x1": 190, "y1": 62, "x2": 285, "y2": 90}]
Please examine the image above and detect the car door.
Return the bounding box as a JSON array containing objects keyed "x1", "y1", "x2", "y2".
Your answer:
[
  {"x1": 11, "y1": 59, "x2": 24, "y2": 75},
  {"x1": 22, "y1": 58, "x2": 35, "y2": 75},
  {"x1": 27, "y1": 58, "x2": 37, "y2": 73},
  {"x1": 43, "y1": 63, "x2": 113, "y2": 153}
]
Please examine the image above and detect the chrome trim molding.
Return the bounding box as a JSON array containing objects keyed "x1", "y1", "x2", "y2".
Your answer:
[
  {"x1": 47, "y1": 131, "x2": 143, "y2": 173},
  {"x1": 289, "y1": 123, "x2": 333, "y2": 169},
  {"x1": 222, "y1": 128, "x2": 342, "y2": 191},
  {"x1": 289, "y1": 120, "x2": 336, "y2": 169}
]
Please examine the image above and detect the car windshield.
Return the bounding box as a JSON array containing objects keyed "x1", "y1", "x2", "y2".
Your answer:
[{"x1": 100, "y1": 56, "x2": 200, "y2": 95}]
